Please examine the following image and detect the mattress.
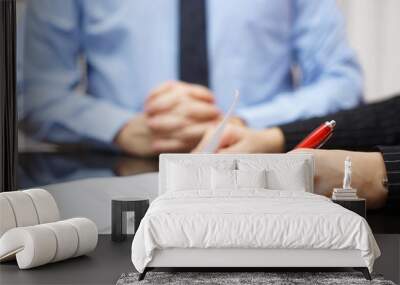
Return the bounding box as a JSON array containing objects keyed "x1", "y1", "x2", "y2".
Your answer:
[{"x1": 131, "y1": 190, "x2": 380, "y2": 273}]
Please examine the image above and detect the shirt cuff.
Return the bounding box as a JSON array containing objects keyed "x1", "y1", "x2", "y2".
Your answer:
[
  {"x1": 376, "y1": 145, "x2": 400, "y2": 209},
  {"x1": 65, "y1": 102, "x2": 135, "y2": 145},
  {"x1": 79, "y1": 103, "x2": 135, "y2": 145},
  {"x1": 236, "y1": 108, "x2": 281, "y2": 130},
  {"x1": 236, "y1": 104, "x2": 298, "y2": 130}
]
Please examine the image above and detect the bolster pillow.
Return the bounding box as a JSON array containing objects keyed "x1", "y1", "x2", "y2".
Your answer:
[{"x1": 0, "y1": 218, "x2": 98, "y2": 269}]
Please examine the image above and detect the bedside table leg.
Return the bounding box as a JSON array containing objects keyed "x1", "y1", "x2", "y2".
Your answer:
[{"x1": 111, "y1": 201, "x2": 123, "y2": 242}]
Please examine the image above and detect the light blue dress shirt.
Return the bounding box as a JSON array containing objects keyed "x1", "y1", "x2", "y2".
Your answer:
[{"x1": 23, "y1": 0, "x2": 362, "y2": 146}]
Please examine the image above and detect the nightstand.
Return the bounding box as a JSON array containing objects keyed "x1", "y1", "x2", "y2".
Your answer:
[
  {"x1": 111, "y1": 197, "x2": 149, "y2": 242},
  {"x1": 332, "y1": 198, "x2": 366, "y2": 218}
]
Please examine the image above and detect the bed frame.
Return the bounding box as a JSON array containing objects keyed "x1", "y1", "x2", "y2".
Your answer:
[
  {"x1": 139, "y1": 248, "x2": 371, "y2": 280},
  {"x1": 138, "y1": 154, "x2": 372, "y2": 281}
]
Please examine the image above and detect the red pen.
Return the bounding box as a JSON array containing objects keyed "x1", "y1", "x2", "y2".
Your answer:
[{"x1": 295, "y1": 120, "x2": 336, "y2": 149}]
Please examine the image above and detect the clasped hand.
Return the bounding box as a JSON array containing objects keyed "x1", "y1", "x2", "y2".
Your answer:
[{"x1": 114, "y1": 81, "x2": 220, "y2": 156}]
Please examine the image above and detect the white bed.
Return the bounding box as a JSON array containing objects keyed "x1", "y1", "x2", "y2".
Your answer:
[{"x1": 131, "y1": 154, "x2": 380, "y2": 280}]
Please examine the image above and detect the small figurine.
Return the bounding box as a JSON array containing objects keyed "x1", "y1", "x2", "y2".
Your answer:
[
  {"x1": 332, "y1": 156, "x2": 358, "y2": 200},
  {"x1": 342, "y1": 156, "x2": 352, "y2": 189}
]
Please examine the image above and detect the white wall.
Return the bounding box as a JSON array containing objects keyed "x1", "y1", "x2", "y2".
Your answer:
[{"x1": 338, "y1": 0, "x2": 400, "y2": 102}]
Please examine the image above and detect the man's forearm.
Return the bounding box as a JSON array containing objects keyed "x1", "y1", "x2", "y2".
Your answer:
[{"x1": 24, "y1": 90, "x2": 134, "y2": 145}]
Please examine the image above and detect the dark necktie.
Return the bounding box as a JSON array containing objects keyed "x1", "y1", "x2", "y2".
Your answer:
[{"x1": 179, "y1": 0, "x2": 209, "y2": 87}]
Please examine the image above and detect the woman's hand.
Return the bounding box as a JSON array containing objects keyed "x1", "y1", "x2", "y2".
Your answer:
[
  {"x1": 193, "y1": 124, "x2": 285, "y2": 153},
  {"x1": 294, "y1": 149, "x2": 388, "y2": 209}
]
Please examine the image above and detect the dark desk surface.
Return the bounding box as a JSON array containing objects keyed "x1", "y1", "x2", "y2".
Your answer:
[
  {"x1": 17, "y1": 151, "x2": 158, "y2": 189},
  {"x1": 1, "y1": 151, "x2": 398, "y2": 284}
]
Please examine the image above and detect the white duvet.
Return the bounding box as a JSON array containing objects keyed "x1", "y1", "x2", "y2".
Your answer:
[{"x1": 131, "y1": 190, "x2": 380, "y2": 273}]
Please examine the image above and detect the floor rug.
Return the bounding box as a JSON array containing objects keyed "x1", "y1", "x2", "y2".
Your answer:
[{"x1": 116, "y1": 271, "x2": 396, "y2": 285}]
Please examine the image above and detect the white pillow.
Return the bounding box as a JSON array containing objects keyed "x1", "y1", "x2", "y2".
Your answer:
[
  {"x1": 211, "y1": 169, "x2": 268, "y2": 190},
  {"x1": 211, "y1": 168, "x2": 236, "y2": 190},
  {"x1": 236, "y1": 169, "x2": 267, "y2": 189},
  {"x1": 238, "y1": 159, "x2": 309, "y2": 191},
  {"x1": 166, "y1": 159, "x2": 236, "y2": 192},
  {"x1": 266, "y1": 162, "x2": 307, "y2": 191},
  {"x1": 167, "y1": 163, "x2": 211, "y2": 191}
]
